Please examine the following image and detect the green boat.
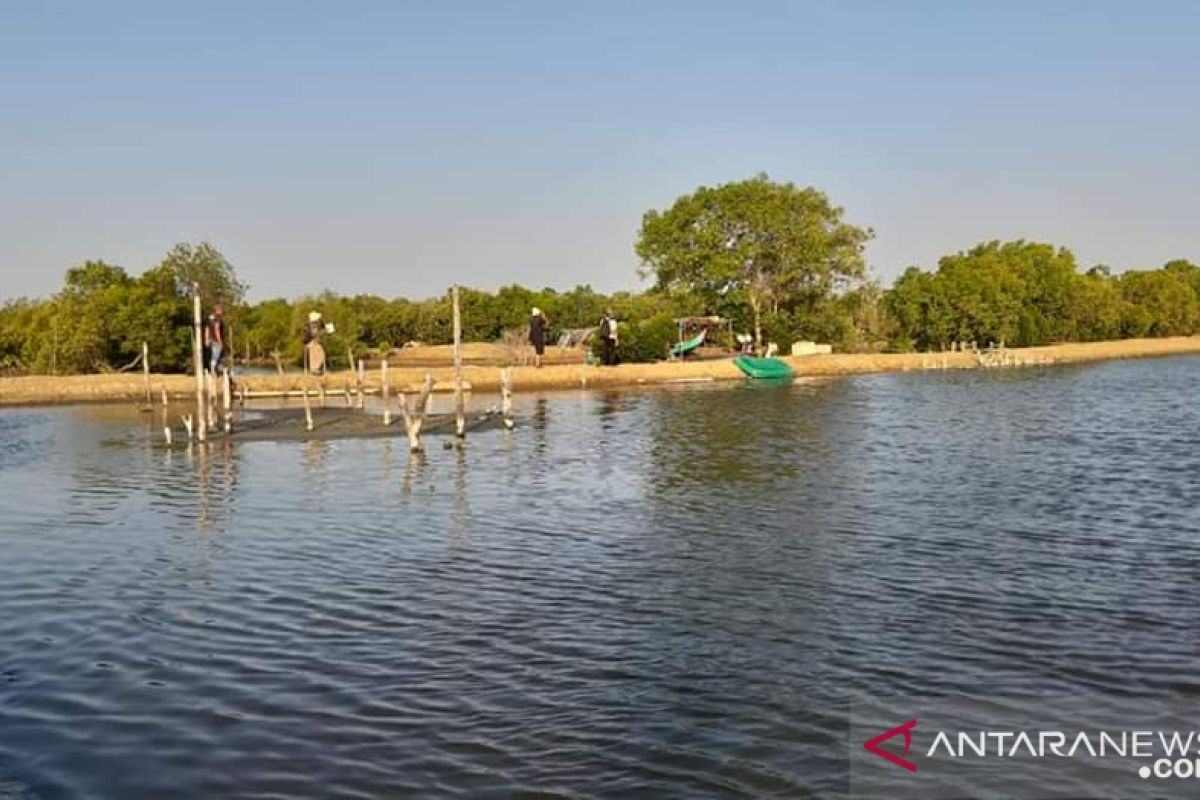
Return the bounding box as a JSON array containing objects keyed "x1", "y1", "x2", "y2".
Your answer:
[
  {"x1": 670, "y1": 330, "x2": 706, "y2": 358},
  {"x1": 732, "y1": 355, "x2": 795, "y2": 380}
]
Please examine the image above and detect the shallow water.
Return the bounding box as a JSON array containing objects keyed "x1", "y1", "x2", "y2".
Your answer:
[{"x1": 1, "y1": 357, "x2": 1198, "y2": 798}]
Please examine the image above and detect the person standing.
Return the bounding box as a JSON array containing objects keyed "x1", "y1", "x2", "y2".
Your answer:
[
  {"x1": 205, "y1": 305, "x2": 226, "y2": 374},
  {"x1": 528, "y1": 307, "x2": 548, "y2": 368},
  {"x1": 303, "y1": 311, "x2": 329, "y2": 375},
  {"x1": 598, "y1": 309, "x2": 619, "y2": 366}
]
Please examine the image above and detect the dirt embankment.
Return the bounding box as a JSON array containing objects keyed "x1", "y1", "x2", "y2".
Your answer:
[{"x1": 2, "y1": 336, "x2": 1199, "y2": 407}]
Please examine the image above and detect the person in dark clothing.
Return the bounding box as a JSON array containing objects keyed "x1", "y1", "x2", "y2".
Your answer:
[
  {"x1": 598, "y1": 310, "x2": 619, "y2": 366},
  {"x1": 528, "y1": 307, "x2": 548, "y2": 368}
]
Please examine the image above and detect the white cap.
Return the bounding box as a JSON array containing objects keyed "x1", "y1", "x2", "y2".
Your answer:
[
  {"x1": 531, "y1": 307, "x2": 541, "y2": 316},
  {"x1": 308, "y1": 311, "x2": 322, "y2": 322}
]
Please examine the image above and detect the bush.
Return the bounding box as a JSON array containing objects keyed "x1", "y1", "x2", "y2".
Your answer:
[{"x1": 591, "y1": 312, "x2": 678, "y2": 363}]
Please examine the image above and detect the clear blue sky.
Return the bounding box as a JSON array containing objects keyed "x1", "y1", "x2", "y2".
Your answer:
[{"x1": 2, "y1": 1, "x2": 1197, "y2": 301}]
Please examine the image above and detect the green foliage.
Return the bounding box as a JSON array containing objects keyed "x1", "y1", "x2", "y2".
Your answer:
[
  {"x1": 590, "y1": 312, "x2": 679, "y2": 363},
  {"x1": 885, "y1": 241, "x2": 1200, "y2": 350},
  {"x1": 161, "y1": 242, "x2": 246, "y2": 309},
  {"x1": 1, "y1": 225, "x2": 1196, "y2": 376}
]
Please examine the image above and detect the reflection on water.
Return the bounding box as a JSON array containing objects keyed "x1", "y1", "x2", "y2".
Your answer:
[{"x1": 0, "y1": 357, "x2": 1199, "y2": 798}]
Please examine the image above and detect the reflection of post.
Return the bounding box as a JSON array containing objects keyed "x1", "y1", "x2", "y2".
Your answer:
[
  {"x1": 381, "y1": 359, "x2": 391, "y2": 426},
  {"x1": 452, "y1": 285, "x2": 465, "y2": 437},
  {"x1": 500, "y1": 366, "x2": 514, "y2": 430},
  {"x1": 449, "y1": 443, "x2": 469, "y2": 546},
  {"x1": 192, "y1": 285, "x2": 206, "y2": 442}
]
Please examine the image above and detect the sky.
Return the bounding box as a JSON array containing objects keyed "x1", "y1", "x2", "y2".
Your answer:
[{"x1": 1, "y1": 1, "x2": 1197, "y2": 302}]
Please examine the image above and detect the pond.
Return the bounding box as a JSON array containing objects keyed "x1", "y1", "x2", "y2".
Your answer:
[{"x1": 1, "y1": 357, "x2": 1198, "y2": 798}]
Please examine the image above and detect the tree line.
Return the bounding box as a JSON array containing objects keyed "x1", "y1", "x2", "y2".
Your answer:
[{"x1": 1, "y1": 176, "x2": 1197, "y2": 375}]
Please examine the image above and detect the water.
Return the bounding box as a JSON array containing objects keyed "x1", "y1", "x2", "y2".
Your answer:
[{"x1": 1, "y1": 357, "x2": 1198, "y2": 799}]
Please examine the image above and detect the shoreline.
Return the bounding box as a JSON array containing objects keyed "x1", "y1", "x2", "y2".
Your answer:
[{"x1": 2, "y1": 336, "x2": 1198, "y2": 408}]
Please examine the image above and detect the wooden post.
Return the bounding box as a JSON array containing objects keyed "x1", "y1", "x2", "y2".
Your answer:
[
  {"x1": 452, "y1": 285, "x2": 465, "y2": 438},
  {"x1": 356, "y1": 360, "x2": 365, "y2": 409},
  {"x1": 500, "y1": 366, "x2": 514, "y2": 430},
  {"x1": 222, "y1": 369, "x2": 232, "y2": 434},
  {"x1": 141, "y1": 341, "x2": 152, "y2": 408},
  {"x1": 206, "y1": 371, "x2": 217, "y2": 432},
  {"x1": 343, "y1": 381, "x2": 352, "y2": 407},
  {"x1": 318, "y1": 380, "x2": 327, "y2": 409},
  {"x1": 381, "y1": 359, "x2": 391, "y2": 426},
  {"x1": 400, "y1": 373, "x2": 435, "y2": 452},
  {"x1": 163, "y1": 426, "x2": 173, "y2": 446},
  {"x1": 191, "y1": 285, "x2": 206, "y2": 443},
  {"x1": 182, "y1": 414, "x2": 194, "y2": 441}
]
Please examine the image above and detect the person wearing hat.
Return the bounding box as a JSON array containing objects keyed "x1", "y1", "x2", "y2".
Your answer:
[
  {"x1": 302, "y1": 311, "x2": 329, "y2": 375},
  {"x1": 528, "y1": 307, "x2": 548, "y2": 368}
]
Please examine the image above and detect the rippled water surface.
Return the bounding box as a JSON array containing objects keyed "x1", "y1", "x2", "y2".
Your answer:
[{"x1": 1, "y1": 357, "x2": 1199, "y2": 799}]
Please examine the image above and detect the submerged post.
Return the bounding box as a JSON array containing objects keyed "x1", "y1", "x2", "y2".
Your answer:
[
  {"x1": 500, "y1": 366, "x2": 514, "y2": 430},
  {"x1": 381, "y1": 359, "x2": 391, "y2": 426},
  {"x1": 452, "y1": 285, "x2": 465, "y2": 438},
  {"x1": 191, "y1": 285, "x2": 206, "y2": 442}
]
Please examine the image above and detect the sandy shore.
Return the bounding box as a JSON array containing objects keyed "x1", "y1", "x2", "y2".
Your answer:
[{"x1": 2, "y1": 336, "x2": 1199, "y2": 407}]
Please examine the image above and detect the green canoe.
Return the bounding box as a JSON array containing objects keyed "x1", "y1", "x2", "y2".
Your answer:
[
  {"x1": 732, "y1": 355, "x2": 795, "y2": 380},
  {"x1": 670, "y1": 330, "x2": 706, "y2": 358}
]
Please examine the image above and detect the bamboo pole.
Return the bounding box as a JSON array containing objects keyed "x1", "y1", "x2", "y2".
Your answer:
[
  {"x1": 191, "y1": 286, "x2": 206, "y2": 442},
  {"x1": 222, "y1": 369, "x2": 232, "y2": 434},
  {"x1": 141, "y1": 341, "x2": 152, "y2": 409},
  {"x1": 206, "y1": 371, "x2": 217, "y2": 432},
  {"x1": 381, "y1": 359, "x2": 391, "y2": 426},
  {"x1": 452, "y1": 285, "x2": 465, "y2": 438}
]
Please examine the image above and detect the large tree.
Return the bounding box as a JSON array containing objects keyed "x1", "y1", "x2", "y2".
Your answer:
[
  {"x1": 635, "y1": 174, "x2": 872, "y2": 348},
  {"x1": 161, "y1": 242, "x2": 246, "y2": 309}
]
